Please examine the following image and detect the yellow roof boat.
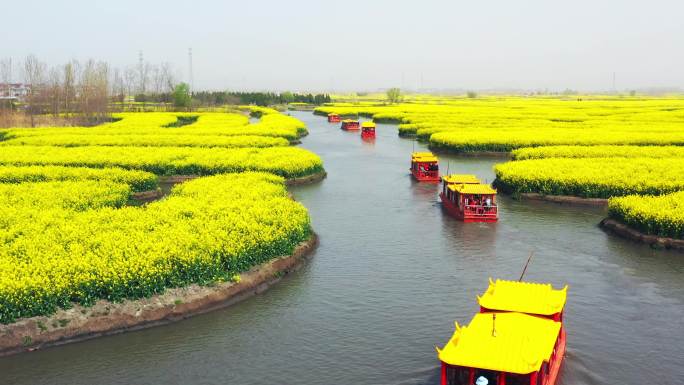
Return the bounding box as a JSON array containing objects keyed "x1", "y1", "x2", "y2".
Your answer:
[
  {"x1": 478, "y1": 279, "x2": 567, "y2": 316},
  {"x1": 447, "y1": 183, "x2": 497, "y2": 195},
  {"x1": 442, "y1": 174, "x2": 481, "y2": 184},
  {"x1": 437, "y1": 312, "x2": 561, "y2": 374},
  {"x1": 411, "y1": 151, "x2": 438, "y2": 163}
]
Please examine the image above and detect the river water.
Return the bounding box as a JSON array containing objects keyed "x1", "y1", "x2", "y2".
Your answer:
[{"x1": 1, "y1": 111, "x2": 683, "y2": 385}]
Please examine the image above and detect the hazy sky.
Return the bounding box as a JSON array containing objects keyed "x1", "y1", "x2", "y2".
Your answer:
[{"x1": 4, "y1": 0, "x2": 684, "y2": 92}]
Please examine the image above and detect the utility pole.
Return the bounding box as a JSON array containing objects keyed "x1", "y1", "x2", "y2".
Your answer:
[
  {"x1": 138, "y1": 50, "x2": 144, "y2": 95},
  {"x1": 188, "y1": 48, "x2": 193, "y2": 95},
  {"x1": 7, "y1": 57, "x2": 11, "y2": 98}
]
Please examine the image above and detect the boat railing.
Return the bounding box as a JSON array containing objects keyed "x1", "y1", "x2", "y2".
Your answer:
[
  {"x1": 419, "y1": 170, "x2": 439, "y2": 178},
  {"x1": 464, "y1": 204, "x2": 498, "y2": 216}
]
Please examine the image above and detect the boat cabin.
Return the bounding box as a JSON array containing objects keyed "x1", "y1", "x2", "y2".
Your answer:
[
  {"x1": 410, "y1": 152, "x2": 440, "y2": 182},
  {"x1": 440, "y1": 182, "x2": 498, "y2": 222},
  {"x1": 478, "y1": 279, "x2": 567, "y2": 322},
  {"x1": 361, "y1": 121, "x2": 376, "y2": 138},
  {"x1": 437, "y1": 280, "x2": 568, "y2": 385},
  {"x1": 341, "y1": 119, "x2": 360, "y2": 130},
  {"x1": 328, "y1": 113, "x2": 341, "y2": 123}
]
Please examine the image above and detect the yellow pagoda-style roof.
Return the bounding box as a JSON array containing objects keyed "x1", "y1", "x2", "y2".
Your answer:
[
  {"x1": 478, "y1": 279, "x2": 567, "y2": 316},
  {"x1": 342, "y1": 119, "x2": 358, "y2": 123},
  {"x1": 442, "y1": 174, "x2": 481, "y2": 185},
  {"x1": 437, "y1": 312, "x2": 561, "y2": 374},
  {"x1": 448, "y1": 183, "x2": 496, "y2": 195},
  {"x1": 361, "y1": 121, "x2": 376, "y2": 128},
  {"x1": 411, "y1": 151, "x2": 438, "y2": 163},
  {"x1": 328, "y1": 112, "x2": 339, "y2": 116}
]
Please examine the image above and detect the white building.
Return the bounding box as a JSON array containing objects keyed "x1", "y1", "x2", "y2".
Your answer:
[{"x1": 0, "y1": 83, "x2": 31, "y2": 100}]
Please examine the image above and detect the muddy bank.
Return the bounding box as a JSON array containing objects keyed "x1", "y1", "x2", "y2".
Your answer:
[
  {"x1": 157, "y1": 171, "x2": 326, "y2": 187},
  {"x1": 429, "y1": 147, "x2": 512, "y2": 158},
  {"x1": 288, "y1": 105, "x2": 315, "y2": 111},
  {"x1": 519, "y1": 193, "x2": 608, "y2": 206},
  {"x1": 285, "y1": 170, "x2": 327, "y2": 186},
  {"x1": 131, "y1": 189, "x2": 163, "y2": 202},
  {"x1": 599, "y1": 218, "x2": 684, "y2": 251},
  {"x1": 0, "y1": 234, "x2": 319, "y2": 357}
]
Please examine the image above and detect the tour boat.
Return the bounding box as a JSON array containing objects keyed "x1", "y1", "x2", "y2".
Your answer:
[
  {"x1": 327, "y1": 113, "x2": 341, "y2": 123},
  {"x1": 437, "y1": 279, "x2": 568, "y2": 385},
  {"x1": 341, "y1": 119, "x2": 361, "y2": 130},
  {"x1": 410, "y1": 152, "x2": 440, "y2": 182},
  {"x1": 361, "y1": 121, "x2": 376, "y2": 138},
  {"x1": 440, "y1": 174, "x2": 498, "y2": 222}
]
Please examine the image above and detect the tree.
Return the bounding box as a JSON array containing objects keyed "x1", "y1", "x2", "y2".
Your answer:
[
  {"x1": 466, "y1": 91, "x2": 477, "y2": 98},
  {"x1": 78, "y1": 59, "x2": 109, "y2": 123},
  {"x1": 173, "y1": 82, "x2": 191, "y2": 109},
  {"x1": 280, "y1": 91, "x2": 294, "y2": 104},
  {"x1": 23, "y1": 55, "x2": 46, "y2": 127},
  {"x1": 63, "y1": 61, "x2": 77, "y2": 115},
  {"x1": 386, "y1": 87, "x2": 402, "y2": 104}
]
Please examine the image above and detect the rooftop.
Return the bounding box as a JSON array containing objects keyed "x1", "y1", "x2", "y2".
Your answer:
[
  {"x1": 478, "y1": 279, "x2": 567, "y2": 316},
  {"x1": 437, "y1": 312, "x2": 561, "y2": 374},
  {"x1": 442, "y1": 174, "x2": 481, "y2": 184},
  {"x1": 361, "y1": 121, "x2": 376, "y2": 128},
  {"x1": 448, "y1": 183, "x2": 497, "y2": 195},
  {"x1": 411, "y1": 151, "x2": 438, "y2": 162}
]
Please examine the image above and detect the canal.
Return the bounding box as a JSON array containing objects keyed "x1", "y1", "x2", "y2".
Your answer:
[{"x1": 1, "y1": 111, "x2": 683, "y2": 385}]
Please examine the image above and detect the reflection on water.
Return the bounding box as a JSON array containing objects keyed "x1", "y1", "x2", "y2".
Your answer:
[{"x1": 1, "y1": 112, "x2": 682, "y2": 385}]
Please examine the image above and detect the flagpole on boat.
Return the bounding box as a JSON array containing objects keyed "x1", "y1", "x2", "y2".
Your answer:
[{"x1": 518, "y1": 251, "x2": 535, "y2": 282}]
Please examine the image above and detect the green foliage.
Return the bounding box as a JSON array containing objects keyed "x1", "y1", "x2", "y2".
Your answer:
[
  {"x1": 192, "y1": 91, "x2": 331, "y2": 106},
  {"x1": 494, "y1": 158, "x2": 684, "y2": 198},
  {"x1": 609, "y1": 191, "x2": 684, "y2": 239},
  {"x1": 512, "y1": 146, "x2": 684, "y2": 160},
  {"x1": 0, "y1": 173, "x2": 312, "y2": 323},
  {"x1": 386, "y1": 88, "x2": 402, "y2": 104},
  {"x1": 0, "y1": 165, "x2": 157, "y2": 192},
  {"x1": 0, "y1": 145, "x2": 324, "y2": 178},
  {"x1": 280, "y1": 91, "x2": 295, "y2": 104},
  {"x1": 173, "y1": 83, "x2": 192, "y2": 109}
]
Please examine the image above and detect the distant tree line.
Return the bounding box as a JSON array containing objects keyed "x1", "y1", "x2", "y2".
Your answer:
[
  {"x1": 1, "y1": 53, "x2": 332, "y2": 126},
  {"x1": 192, "y1": 91, "x2": 331, "y2": 106},
  {"x1": 1, "y1": 56, "x2": 116, "y2": 126},
  {"x1": 1, "y1": 54, "x2": 177, "y2": 125}
]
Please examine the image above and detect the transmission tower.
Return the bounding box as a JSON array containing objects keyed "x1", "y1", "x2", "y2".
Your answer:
[
  {"x1": 138, "y1": 51, "x2": 144, "y2": 94},
  {"x1": 188, "y1": 48, "x2": 193, "y2": 95}
]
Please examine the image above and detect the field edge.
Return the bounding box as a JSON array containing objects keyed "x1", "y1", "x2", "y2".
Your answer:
[
  {"x1": 599, "y1": 218, "x2": 684, "y2": 250},
  {"x1": 0, "y1": 233, "x2": 319, "y2": 357}
]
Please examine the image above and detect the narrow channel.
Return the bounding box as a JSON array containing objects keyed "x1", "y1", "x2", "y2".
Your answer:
[{"x1": 1, "y1": 111, "x2": 683, "y2": 385}]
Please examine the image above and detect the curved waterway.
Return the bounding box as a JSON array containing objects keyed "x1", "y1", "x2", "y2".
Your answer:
[{"x1": 2, "y1": 111, "x2": 683, "y2": 385}]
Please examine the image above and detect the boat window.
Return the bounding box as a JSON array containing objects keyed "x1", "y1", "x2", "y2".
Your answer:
[
  {"x1": 473, "y1": 369, "x2": 499, "y2": 385},
  {"x1": 505, "y1": 373, "x2": 530, "y2": 385},
  {"x1": 445, "y1": 366, "x2": 470, "y2": 385}
]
